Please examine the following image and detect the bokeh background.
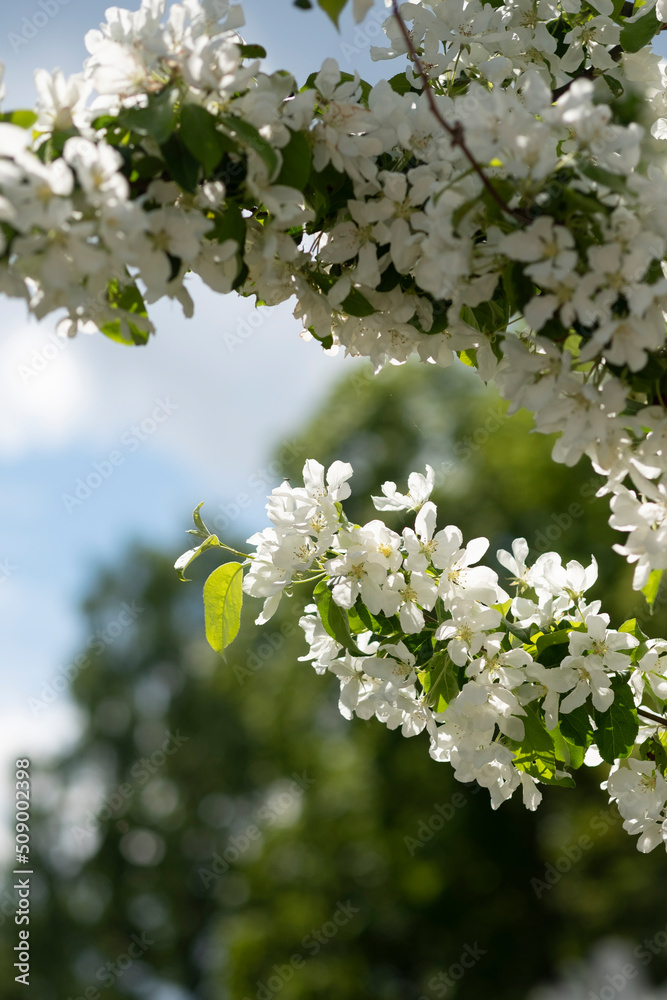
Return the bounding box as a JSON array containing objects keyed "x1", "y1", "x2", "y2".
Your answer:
[{"x1": 4, "y1": 2, "x2": 667, "y2": 998}]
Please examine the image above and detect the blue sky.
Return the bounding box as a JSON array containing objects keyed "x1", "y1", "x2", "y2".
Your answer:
[{"x1": 0, "y1": 0, "x2": 390, "y2": 851}]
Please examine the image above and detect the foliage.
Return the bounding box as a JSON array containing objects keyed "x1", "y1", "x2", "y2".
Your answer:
[{"x1": 9, "y1": 365, "x2": 667, "y2": 999}]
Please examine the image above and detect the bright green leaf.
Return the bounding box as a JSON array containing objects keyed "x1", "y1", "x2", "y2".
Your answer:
[
  {"x1": 100, "y1": 279, "x2": 152, "y2": 345},
  {"x1": 459, "y1": 349, "x2": 478, "y2": 369},
  {"x1": 317, "y1": 0, "x2": 348, "y2": 27},
  {"x1": 619, "y1": 617, "x2": 649, "y2": 641},
  {"x1": 0, "y1": 110, "x2": 38, "y2": 129},
  {"x1": 642, "y1": 569, "x2": 663, "y2": 613},
  {"x1": 203, "y1": 562, "x2": 244, "y2": 655}
]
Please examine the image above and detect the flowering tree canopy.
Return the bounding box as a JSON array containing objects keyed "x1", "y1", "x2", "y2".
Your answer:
[{"x1": 6, "y1": 0, "x2": 667, "y2": 850}]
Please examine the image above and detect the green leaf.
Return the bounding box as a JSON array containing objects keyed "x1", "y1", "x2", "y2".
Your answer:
[
  {"x1": 119, "y1": 87, "x2": 179, "y2": 145},
  {"x1": 593, "y1": 674, "x2": 639, "y2": 764},
  {"x1": 603, "y1": 73, "x2": 624, "y2": 98},
  {"x1": 531, "y1": 624, "x2": 585, "y2": 667},
  {"x1": 203, "y1": 562, "x2": 244, "y2": 655},
  {"x1": 521, "y1": 702, "x2": 556, "y2": 754},
  {"x1": 187, "y1": 501, "x2": 212, "y2": 540},
  {"x1": 160, "y1": 134, "x2": 201, "y2": 193},
  {"x1": 100, "y1": 319, "x2": 150, "y2": 346},
  {"x1": 459, "y1": 349, "x2": 478, "y2": 369},
  {"x1": 553, "y1": 727, "x2": 586, "y2": 770},
  {"x1": 275, "y1": 129, "x2": 312, "y2": 191},
  {"x1": 211, "y1": 201, "x2": 246, "y2": 246},
  {"x1": 100, "y1": 279, "x2": 151, "y2": 345},
  {"x1": 642, "y1": 570, "x2": 663, "y2": 613},
  {"x1": 619, "y1": 617, "x2": 649, "y2": 641},
  {"x1": 460, "y1": 297, "x2": 509, "y2": 337},
  {"x1": 513, "y1": 754, "x2": 576, "y2": 787},
  {"x1": 388, "y1": 73, "x2": 414, "y2": 96},
  {"x1": 452, "y1": 196, "x2": 481, "y2": 232},
  {"x1": 317, "y1": 0, "x2": 348, "y2": 27},
  {"x1": 579, "y1": 163, "x2": 627, "y2": 195},
  {"x1": 180, "y1": 104, "x2": 229, "y2": 175},
  {"x1": 237, "y1": 43, "x2": 267, "y2": 58},
  {"x1": 511, "y1": 705, "x2": 576, "y2": 785},
  {"x1": 559, "y1": 703, "x2": 594, "y2": 749},
  {"x1": 354, "y1": 602, "x2": 400, "y2": 637},
  {"x1": 502, "y1": 261, "x2": 534, "y2": 314},
  {"x1": 421, "y1": 651, "x2": 460, "y2": 712},
  {"x1": 294, "y1": 0, "x2": 313, "y2": 7},
  {"x1": 619, "y1": 6, "x2": 661, "y2": 51},
  {"x1": 347, "y1": 603, "x2": 372, "y2": 635},
  {"x1": 639, "y1": 733, "x2": 667, "y2": 775},
  {"x1": 313, "y1": 581, "x2": 362, "y2": 654},
  {"x1": 106, "y1": 279, "x2": 147, "y2": 314},
  {"x1": 341, "y1": 288, "x2": 376, "y2": 318},
  {"x1": 0, "y1": 110, "x2": 37, "y2": 129},
  {"x1": 174, "y1": 534, "x2": 221, "y2": 582},
  {"x1": 130, "y1": 155, "x2": 165, "y2": 182},
  {"x1": 219, "y1": 115, "x2": 279, "y2": 179}
]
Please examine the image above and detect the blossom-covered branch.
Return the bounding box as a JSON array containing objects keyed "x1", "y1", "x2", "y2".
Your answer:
[
  {"x1": 2, "y1": 0, "x2": 667, "y2": 595},
  {"x1": 179, "y1": 458, "x2": 667, "y2": 854},
  {"x1": 389, "y1": 0, "x2": 522, "y2": 221}
]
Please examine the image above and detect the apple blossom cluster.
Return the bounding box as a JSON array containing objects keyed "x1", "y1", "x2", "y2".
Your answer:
[
  {"x1": 3, "y1": 2, "x2": 667, "y2": 587},
  {"x1": 179, "y1": 459, "x2": 667, "y2": 854}
]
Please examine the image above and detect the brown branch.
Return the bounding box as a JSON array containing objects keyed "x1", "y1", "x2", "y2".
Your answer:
[
  {"x1": 638, "y1": 706, "x2": 667, "y2": 728},
  {"x1": 390, "y1": 0, "x2": 523, "y2": 222}
]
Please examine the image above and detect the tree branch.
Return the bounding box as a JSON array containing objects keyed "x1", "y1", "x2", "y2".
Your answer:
[
  {"x1": 638, "y1": 706, "x2": 667, "y2": 728},
  {"x1": 390, "y1": 0, "x2": 523, "y2": 222}
]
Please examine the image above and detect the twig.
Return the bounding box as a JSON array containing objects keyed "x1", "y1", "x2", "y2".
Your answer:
[
  {"x1": 390, "y1": 0, "x2": 523, "y2": 222},
  {"x1": 638, "y1": 706, "x2": 667, "y2": 728}
]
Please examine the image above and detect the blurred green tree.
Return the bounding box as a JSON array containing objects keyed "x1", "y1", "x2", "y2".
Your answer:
[{"x1": 6, "y1": 362, "x2": 667, "y2": 1000}]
